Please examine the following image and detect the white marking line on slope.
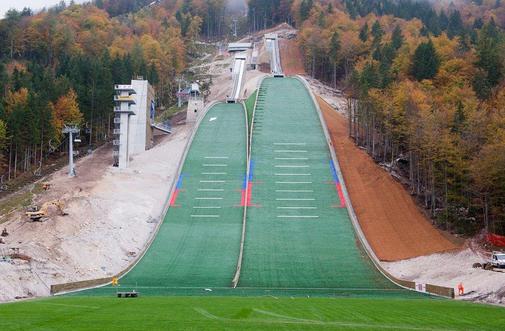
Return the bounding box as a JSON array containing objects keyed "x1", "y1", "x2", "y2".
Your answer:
[
  {"x1": 275, "y1": 181, "x2": 313, "y2": 184},
  {"x1": 200, "y1": 180, "x2": 226, "y2": 183},
  {"x1": 275, "y1": 158, "x2": 309, "y2": 160},
  {"x1": 277, "y1": 207, "x2": 317, "y2": 210},
  {"x1": 276, "y1": 198, "x2": 315, "y2": 201},
  {"x1": 275, "y1": 173, "x2": 311, "y2": 176},
  {"x1": 205, "y1": 156, "x2": 229, "y2": 159},
  {"x1": 193, "y1": 206, "x2": 222, "y2": 209},
  {"x1": 191, "y1": 215, "x2": 220, "y2": 218},
  {"x1": 273, "y1": 143, "x2": 307, "y2": 146},
  {"x1": 195, "y1": 197, "x2": 223, "y2": 200},
  {"x1": 274, "y1": 150, "x2": 308, "y2": 153},
  {"x1": 198, "y1": 189, "x2": 224, "y2": 192},
  {"x1": 277, "y1": 215, "x2": 319, "y2": 218},
  {"x1": 203, "y1": 164, "x2": 228, "y2": 167},
  {"x1": 276, "y1": 190, "x2": 313, "y2": 193},
  {"x1": 275, "y1": 165, "x2": 309, "y2": 168}
]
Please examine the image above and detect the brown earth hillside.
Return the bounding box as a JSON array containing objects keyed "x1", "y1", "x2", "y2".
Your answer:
[
  {"x1": 279, "y1": 38, "x2": 306, "y2": 76},
  {"x1": 318, "y1": 96, "x2": 460, "y2": 261}
]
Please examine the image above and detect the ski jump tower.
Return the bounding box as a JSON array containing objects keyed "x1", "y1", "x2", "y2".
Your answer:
[
  {"x1": 113, "y1": 79, "x2": 155, "y2": 169},
  {"x1": 113, "y1": 85, "x2": 136, "y2": 169}
]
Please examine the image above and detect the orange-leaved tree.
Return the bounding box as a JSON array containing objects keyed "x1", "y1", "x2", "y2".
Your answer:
[{"x1": 51, "y1": 89, "x2": 83, "y2": 143}]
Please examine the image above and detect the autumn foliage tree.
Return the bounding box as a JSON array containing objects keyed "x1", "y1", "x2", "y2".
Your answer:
[
  {"x1": 0, "y1": 0, "x2": 198, "y2": 180},
  {"x1": 296, "y1": 0, "x2": 505, "y2": 235},
  {"x1": 51, "y1": 89, "x2": 83, "y2": 142}
]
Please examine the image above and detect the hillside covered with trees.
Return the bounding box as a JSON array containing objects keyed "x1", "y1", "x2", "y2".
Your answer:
[
  {"x1": 257, "y1": 0, "x2": 505, "y2": 236},
  {"x1": 1, "y1": 0, "x2": 504, "y2": 238},
  {"x1": 0, "y1": 0, "x2": 235, "y2": 186}
]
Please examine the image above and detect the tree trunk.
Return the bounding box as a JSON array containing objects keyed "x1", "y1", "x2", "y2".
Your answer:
[
  {"x1": 332, "y1": 62, "x2": 337, "y2": 89},
  {"x1": 14, "y1": 147, "x2": 17, "y2": 178},
  {"x1": 8, "y1": 142, "x2": 12, "y2": 181}
]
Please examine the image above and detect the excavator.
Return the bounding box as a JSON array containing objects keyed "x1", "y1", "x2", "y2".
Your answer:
[{"x1": 26, "y1": 200, "x2": 67, "y2": 221}]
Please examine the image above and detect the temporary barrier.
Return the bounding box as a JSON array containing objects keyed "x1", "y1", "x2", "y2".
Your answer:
[{"x1": 488, "y1": 233, "x2": 505, "y2": 247}]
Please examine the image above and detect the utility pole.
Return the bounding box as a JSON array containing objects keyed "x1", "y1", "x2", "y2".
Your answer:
[
  {"x1": 233, "y1": 18, "x2": 238, "y2": 37},
  {"x1": 253, "y1": 8, "x2": 256, "y2": 32},
  {"x1": 63, "y1": 125, "x2": 80, "y2": 177},
  {"x1": 176, "y1": 75, "x2": 185, "y2": 108}
]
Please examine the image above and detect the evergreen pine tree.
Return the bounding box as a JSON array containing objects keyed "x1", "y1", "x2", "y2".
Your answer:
[
  {"x1": 447, "y1": 10, "x2": 464, "y2": 39},
  {"x1": 391, "y1": 25, "x2": 404, "y2": 50},
  {"x1": 411, "y1": 39, "x2": 440, "y2": 81},
  {"x1": 359, "y1": 22, "x2": 369, "y2": 42},
  {"x1": 371, "y1": 20, "x2": 384, "y2": 45}
]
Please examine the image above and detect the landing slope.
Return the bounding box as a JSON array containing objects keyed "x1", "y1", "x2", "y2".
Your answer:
[
  {"x1": 84, "y1": 103, "x2": 247, "y2": 294},
  {"x1": 239, "y1": 77, "x2": 401, "y2": 292}
]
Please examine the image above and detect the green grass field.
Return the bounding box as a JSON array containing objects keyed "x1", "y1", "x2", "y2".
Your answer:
[
  {"x1": 245, "y1": 90, "x2": 257, "y2": 134},
  {"x1": 1, "y1": 296, "x2": 504, "y2": 330}
]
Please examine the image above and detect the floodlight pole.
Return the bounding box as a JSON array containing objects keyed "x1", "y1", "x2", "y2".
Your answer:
[
  {"x1": 176, "y1": 75, "x2": 185, "y2": 108},
  {"x1": 62, "y1": 125, "x2": 80, "y2": 177}
]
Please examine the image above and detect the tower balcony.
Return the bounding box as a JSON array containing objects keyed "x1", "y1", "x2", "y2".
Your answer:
[
  {"x1": 113, "y1": 105, "x2": 135, "y2": 115},
  {"x1": 114, "y1": 95, "x2": 136, "y2": 104},
  {"x1": 114, "y1": 85, "x2": 136, "y2": 93}
]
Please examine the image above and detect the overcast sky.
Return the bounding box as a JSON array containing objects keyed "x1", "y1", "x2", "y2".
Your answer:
[{"x1": 0, "y1": 0, "x2": 87, "y2": 18}]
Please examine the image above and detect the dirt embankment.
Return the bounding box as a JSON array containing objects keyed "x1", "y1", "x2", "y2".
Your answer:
[
  {"x1": 279, "y1": 38, "x2": 305, "y2": 76},
  {"x1": 318, "y1": 96, "x2": 460, "y2": 261},
  {"x1": 0, "y1": 126, "x2": 191, "y2": 302}
]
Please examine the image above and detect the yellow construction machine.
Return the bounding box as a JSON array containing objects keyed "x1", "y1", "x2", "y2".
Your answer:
[{"x1": 26, "y1": 200, "x2": 68, "y2": 221}]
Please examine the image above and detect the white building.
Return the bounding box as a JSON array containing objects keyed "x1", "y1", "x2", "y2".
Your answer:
[{"x1": 113, "y1": 79, "x2": 155, "y2": 169}]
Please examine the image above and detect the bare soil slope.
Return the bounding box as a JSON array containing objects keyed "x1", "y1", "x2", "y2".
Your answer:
[
  {"x1": 279, "y1": 38, "x2": 305, "y2": 76},
  {"x1": 318, "y1": 96, "x2": 459, "y2": 261}
]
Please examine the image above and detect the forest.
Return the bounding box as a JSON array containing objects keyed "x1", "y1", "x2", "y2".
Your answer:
[
  {"x1": 269, "y1": 0, "x2": 505, "y2": 235},
  {"x1": 0, "y1": 0, "x2": 504, "y2": 236},
  {"x1": 0, "y1": 0, "x2": 233, "y2": 187}
]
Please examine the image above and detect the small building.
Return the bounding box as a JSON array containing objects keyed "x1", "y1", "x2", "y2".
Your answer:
[
  {"x1": 186, "y1": 82, "x2": 204, "y2": 123},
  {"x1": 227, "y1": 42, "x2": 252, "y2": 53},
  {"x1": 250, "y1": 48, "x2": 259, "y2": 70}
]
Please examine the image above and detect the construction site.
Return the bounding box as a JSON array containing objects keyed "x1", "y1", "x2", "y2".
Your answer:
[{"x1": 0, "y1": 24, "x2": 504, "y2": 316}]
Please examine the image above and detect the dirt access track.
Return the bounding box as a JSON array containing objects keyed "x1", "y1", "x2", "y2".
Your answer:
[{"x1": 274, "y1": 25, "x2": 459, "y2": 261}]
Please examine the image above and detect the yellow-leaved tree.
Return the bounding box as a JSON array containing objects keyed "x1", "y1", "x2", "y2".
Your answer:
[{"x1": 51, "y1": 89, "x2": 83, "y2": 143}]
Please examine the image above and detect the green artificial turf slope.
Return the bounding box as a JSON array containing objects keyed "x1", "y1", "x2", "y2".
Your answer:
[{"x1": 240, "y1": 77, "x2": 401, "y2": 291}]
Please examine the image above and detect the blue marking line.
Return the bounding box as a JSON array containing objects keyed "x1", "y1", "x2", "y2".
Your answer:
[
  {"x1": 329, "y1": 160, "x2": 339, "y2": 184},
  {"x1": 249, "y1": 160, "x2": 255, "y2": 181},
  {"x1": 176, "y1": 174, "x2": 185, "y2": 189}
]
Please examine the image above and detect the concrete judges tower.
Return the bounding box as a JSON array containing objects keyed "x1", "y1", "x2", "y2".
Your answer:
[{"x1": 113, "y1": 79, "x2": 155, "y2": 169}]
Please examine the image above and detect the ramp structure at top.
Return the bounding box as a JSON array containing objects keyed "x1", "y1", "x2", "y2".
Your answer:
[
  {"x1": 83, "y1": 103, "x2": 247, "y2": 295},
  {"x1": 227, "y1": 54, "x2": 247, "y2": 103},
  {"x1": 239, "y1": 77, "x2": 404, "y2": 294},
  {"x1": 265, "y1": 33, "x2": 284, "y2": 77}
]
